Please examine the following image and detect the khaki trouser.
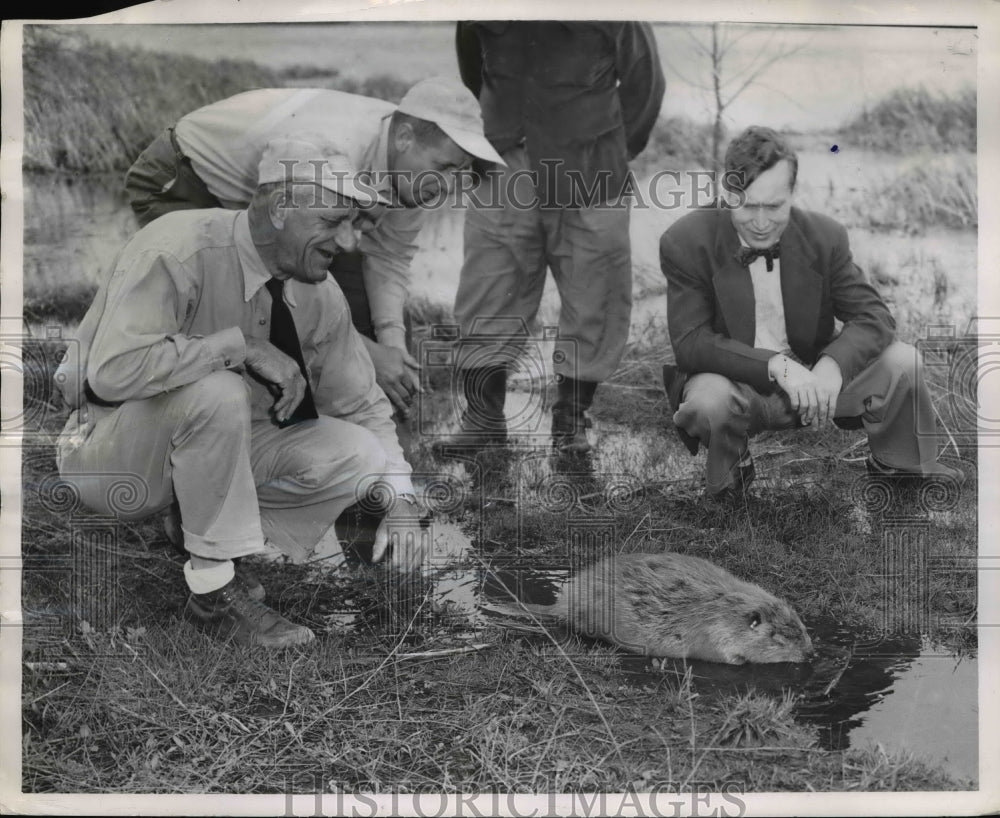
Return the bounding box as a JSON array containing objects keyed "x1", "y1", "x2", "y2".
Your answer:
[
  {"x1": 453, "y1": 146, "x2": 632, "y2": 382},
  {"x1": 673, "y1": 342, "x2": 942, "y2": 494},
  {"x1": 57, "y1": 372, "x2": 387, "y2": 563},
  {"x1": 124, "y1": 127, "x2": 223, "y2": 228}
]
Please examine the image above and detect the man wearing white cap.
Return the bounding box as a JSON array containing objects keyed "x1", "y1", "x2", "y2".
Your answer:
[
  {"x1": 56, "y1": 142, "x2": 427, "y2": 648},
  {"x1": 125, "y1": 77, "x2": 503, "y2": 416}
]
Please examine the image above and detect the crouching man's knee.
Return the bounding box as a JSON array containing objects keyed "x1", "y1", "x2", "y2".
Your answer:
[
  {"x1": 163, "y1": 371, "x2": 250, "y2": 445},
  {"x1": 875, "y1": 341, "x2": 922, "y2": 383},
  {"x1": 166, "y1": 370, "x2": 251, "y2": 433},
  {"x1": 674, "y1": 373, "x2": 749, "y2": 434},
  {"x1": 346, "y1": 426, "x2": 390, "y2": 489},
  {"x1": 277, "y1": 419, "x2": 390, "y2": 505}
]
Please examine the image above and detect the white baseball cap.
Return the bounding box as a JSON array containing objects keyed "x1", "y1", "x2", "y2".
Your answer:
[
  {"x1": 257, "y1": 139, "x2": 388, "y2": 207},
  {"x1": 396, "y1": 76, "x2": 505, "y2": 166}
]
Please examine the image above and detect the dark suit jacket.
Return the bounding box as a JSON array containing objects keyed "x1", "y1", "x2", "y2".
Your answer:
[
  {"x1": 659, "y1": 205, "x2": 895, "y2": 408},
  {"x1": 456, "y1": 21, "x2": 665, "y2": 207}
]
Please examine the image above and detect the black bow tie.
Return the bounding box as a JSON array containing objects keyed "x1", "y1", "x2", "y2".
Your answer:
[{"x1": 735, "y1": 243, "x2": 781, "y2": 272}]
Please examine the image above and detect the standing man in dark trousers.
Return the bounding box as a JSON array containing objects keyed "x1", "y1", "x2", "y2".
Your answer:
[{"x1": 438, "y1": 21, "x2": 665, "y2": 455}]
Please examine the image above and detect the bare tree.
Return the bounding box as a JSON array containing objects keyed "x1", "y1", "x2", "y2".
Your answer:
[{"x1": 663, "y1": 23, "x2": 806, "y2": 171}]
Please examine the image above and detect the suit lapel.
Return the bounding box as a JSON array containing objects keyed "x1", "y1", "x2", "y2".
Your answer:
[
  {"x1": 778, "y1": 212, "x2": 822, "y2": 357},
  {"x1": 711, "y1": 214, "x2": 756, "y2": 346}
]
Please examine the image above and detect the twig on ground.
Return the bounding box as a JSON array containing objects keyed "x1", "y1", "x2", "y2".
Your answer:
[
  {"x1": 821, "y1": 649, "x2": 854, "y2": 698},
  {"x1": 479, "y1": 558, "x2": 629, "y2": 771},
  {"x1": 929, "y1": 398, "x2": 961, "y2": 458}
]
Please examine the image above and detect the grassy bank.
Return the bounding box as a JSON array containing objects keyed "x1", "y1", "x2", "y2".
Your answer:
[
  {"x1": 23, "y1": 27, "x2": 280, "y2": 173},
  {"x1": 22, "y1": 28, "x2": 413, "y2": 175},
  {"x1": 19, "y1": 330, "x2": 977, "y2": 792}
]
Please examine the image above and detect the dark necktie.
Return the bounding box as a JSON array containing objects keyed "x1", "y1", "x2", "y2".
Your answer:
[
  {"x1": 735, "y1": 242, "x2": 781, "y2": 272},
  {"x1": 264, "y1": 277, "x2": 318, "y2": 426}
]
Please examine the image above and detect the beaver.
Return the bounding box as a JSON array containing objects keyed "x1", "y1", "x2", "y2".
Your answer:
[{"x1": 492, "y1": 552, "x2": 813, "y2": 665}]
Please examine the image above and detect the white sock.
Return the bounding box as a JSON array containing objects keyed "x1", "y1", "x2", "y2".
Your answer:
[{"x1": 183, "y1": 559, "x2": 235, "y2": 595}]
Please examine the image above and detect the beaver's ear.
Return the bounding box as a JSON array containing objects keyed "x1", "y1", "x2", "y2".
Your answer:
[{"x1": 748, "y1": 611, "x2": 762, "y2": 629}]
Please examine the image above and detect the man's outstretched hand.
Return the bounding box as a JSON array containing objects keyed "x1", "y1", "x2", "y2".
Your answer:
[{"x1": 371, "y1": 494, "x2": 430, "y2": 573}]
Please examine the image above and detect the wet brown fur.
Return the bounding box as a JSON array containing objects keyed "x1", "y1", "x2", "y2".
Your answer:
[{"x1": 517, "y1": 552, "x2": 813, "y2": 664}]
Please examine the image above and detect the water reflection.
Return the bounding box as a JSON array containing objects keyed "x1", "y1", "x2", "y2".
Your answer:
[{"x1": 24, "y1": 173, "x2": 137, "y2": 306}]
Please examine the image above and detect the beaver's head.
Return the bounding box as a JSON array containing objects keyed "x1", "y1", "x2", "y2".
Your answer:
[{"x1": 710, "y1": 595, "x2": 814, "y2": 664}]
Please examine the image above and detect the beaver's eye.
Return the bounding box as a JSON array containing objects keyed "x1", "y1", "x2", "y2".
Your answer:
[{"x1": 748, "y1": 612, "x2": 762, "y2": 629}]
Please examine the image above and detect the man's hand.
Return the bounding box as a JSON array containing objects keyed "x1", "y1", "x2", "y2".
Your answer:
[
  {"x1": 768, "y1": 354, "x2": 815, "y2": 423},
  {"x1": 809, "y1": 355, "x2": 843, "y2": 429},
  {"x1": 371, "y1": 495, "x2": 430, "y2": 573},
  {"x1": 363, "y1": 337, "x2": 422, "y2": 417},
  {"x1": 244, "y1": 337, "x2": 307, "y2": 424},
  {"x1": 768, "y1": 353, "x2": 842, "y2": 429}
]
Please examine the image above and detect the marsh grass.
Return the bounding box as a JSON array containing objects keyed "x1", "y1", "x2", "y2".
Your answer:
[
  {"x1": 870, "y1": 154, "x2": 977, "y2": 230},
  {"x1": 841, "y1": 85, "x2": 976, "y2": 154},
  {"x1": 18, "y1": 324, "x2": 977, "y2": 793},
  {"x1": 23, "y1": 28, "x2": 281, "y2": 173},
  {"x1": 23, "y1": 28, "x2": 415, "y2": 175}
]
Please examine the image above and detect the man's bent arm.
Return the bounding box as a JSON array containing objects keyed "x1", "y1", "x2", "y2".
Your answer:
[
  {"x1": 819, "y1": 220, "x2": 895, "y2": 383},
  {"x1": 312, "y1": 317, "x2": 415, "y2": 496},
  {"x1": 87, "y1": 249, "x2": 245, "y2": 402},
  {"x1": 455, "y1": 22, "x2": 484, "y2": 99},
  {"x1": 360, "y1": 209, "x2": 423, "y2": 347},
  {"x1": 614, "y1": 21, "x2": 666, "y2": 160}
]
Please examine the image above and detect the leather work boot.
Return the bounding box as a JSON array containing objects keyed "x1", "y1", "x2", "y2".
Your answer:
[
  {"x1": 432, "y1": 366, "x2": 509, "y2": 455},
  {"x1": 164, "y1": 504, "x2": 265, "y2": 602},
  {"x1": 184, "y1": 578, "x2": 314, "y2": 648},
  {"x1": 865, "y1": 455, "x2": 966, "y2": 487},
  {"x1": 551, "y1": 377, "x2": 598, "y2": 454}
]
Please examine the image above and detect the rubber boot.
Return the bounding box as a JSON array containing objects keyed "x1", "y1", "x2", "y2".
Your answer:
[
  {"x1": 552, "y1": 377, "x2": 598, "y2": 454},
  {"x1": 432, "y1": 366, "x2": 509, "y2": 455}
]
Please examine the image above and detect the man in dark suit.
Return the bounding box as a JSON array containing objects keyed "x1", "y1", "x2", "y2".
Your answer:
[{"x1": 660, "y1": 126, "x2": 961, "y2": 499}]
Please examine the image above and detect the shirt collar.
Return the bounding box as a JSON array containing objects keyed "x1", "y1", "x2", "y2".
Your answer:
[{"x1": 234, "y1": 210, "x2": 297, "y2": 307}]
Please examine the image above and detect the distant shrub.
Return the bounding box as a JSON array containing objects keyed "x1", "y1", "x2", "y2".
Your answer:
[
  {"x1": 631, "y1": 116, "x2": 719, "y2": 176},
  {"x1": 795, "y1": 150, "x2": 977, "y2": 232},
  {"x1": 23, "y1": 27, "x2": 280, "y2": 173},
  {"x1": 23, "y1": 282, "x2": 97, "y2": 325},
  {"x1": 326, "y1": 73, "x2": 412, "y2": 104},
  {"x1": 841, "y1": 85, "x2": 975, "y2": 153},
  {"x1": 868, "y1": 153, "x2": 977, "y2": 230},
  {"x1": 277, "y1": 63, "x2": 341, "y2": 80}
]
